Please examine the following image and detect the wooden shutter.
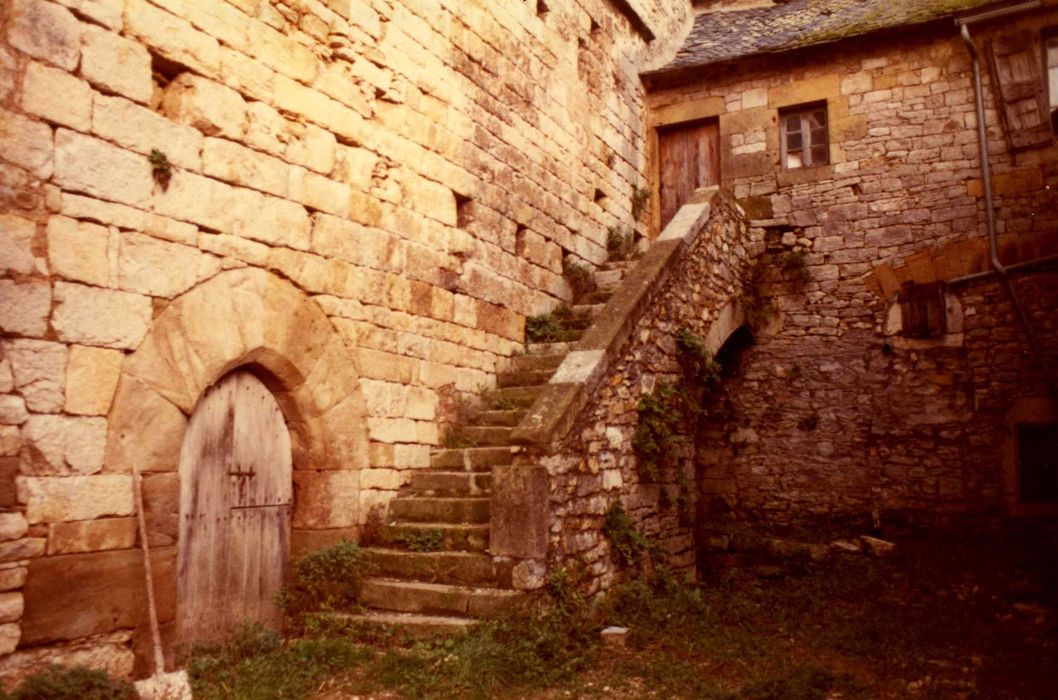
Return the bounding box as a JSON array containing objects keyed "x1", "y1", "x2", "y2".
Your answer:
[{"x1": 987, "y1": 30, "x2": 1054, "y2": 151}]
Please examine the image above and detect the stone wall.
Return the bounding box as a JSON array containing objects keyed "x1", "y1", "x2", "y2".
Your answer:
[
  {"x1": 646, "y1": 11, "x2": 1058, "y2": 527},
  {"x1": 0, "y1": 0, "x2": 692, "y2": 676},
  {"x1": 508, "y1": 192, "x2": 755, "y2": 593}
]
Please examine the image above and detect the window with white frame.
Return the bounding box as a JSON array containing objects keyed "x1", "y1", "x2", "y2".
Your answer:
[{"x1": 779, "y1": 102, "x2": 828, "y2": 170}]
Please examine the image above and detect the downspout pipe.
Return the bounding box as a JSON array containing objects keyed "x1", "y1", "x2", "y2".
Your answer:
[{"x1": 957, "y1": 16, "x2": 1056, "y2": 396}]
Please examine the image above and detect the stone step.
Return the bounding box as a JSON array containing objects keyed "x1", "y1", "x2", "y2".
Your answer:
[
  {"x1": 361, "y1": 578, "x2": 523, "y2": 618},
  {"x1": 459, "y1": 426, "x2": 514, "y2": 446},
  {"x1": 430, "y1": 446, "x2": 515, "y2": 471},
  {"x1": 366, "y1": 548, "x2": 497, "y2": 586},
  {"x1": 600, "y1": 259, "x2": 637, "y2": 272},
  {"x1": 472, "y1": 409, "x2": 525, "y2": 427},
  {"x1": 321, "y1": 610, "x2": 477, "y2": 637},
  {"x1": 582, "y1": 286, "x2": 617, "y2": 304},
  {"x1": 507, "y1": 354, "x2": 565, "y2": 372},
  {"x1": 411, "y1": 470, "x2": 492, "y2": 496},
  {"x1": 485, "y1": 384, "x2": 547, "y2": 408},
  {"x1": 571, "y1": 303, "x2": 606, "y2": 319},
  {"x1": 526, "y1": 340, "x2": 576, "y2": 355},
  {"x1": 496, "y1": 367, "x2": 555, "y2": 388},
  {"x1": 390, "y1": 496, "x2": 490, "y2": 523},
  {"x1": 379, "y1": 522, "x2": 489, "y2": 552}
]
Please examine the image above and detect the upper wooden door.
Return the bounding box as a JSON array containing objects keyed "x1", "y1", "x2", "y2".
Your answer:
[
  {"x1": 658, "y1": 119, "x2": 720, "y2": 230},
  {"x1": 177, "y1": 370, "x2": 292, "y2": 645}
]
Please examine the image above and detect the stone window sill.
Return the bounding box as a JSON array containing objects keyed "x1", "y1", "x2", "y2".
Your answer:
[{"x1": 777, "y1": 164, "x2": 834, "y2": 187}]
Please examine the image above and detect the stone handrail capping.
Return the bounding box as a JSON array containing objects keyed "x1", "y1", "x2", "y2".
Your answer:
[{"x1": 510, "y1": 187, "x2": 720, "y2": 447}]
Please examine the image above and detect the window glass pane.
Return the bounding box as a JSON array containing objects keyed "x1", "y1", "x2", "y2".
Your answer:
[
  {"x1": 786, "y1": 151, "x2": 803, "y2": 169},
  {"x1": 786, "y1": 131, "x2": 803, "y2": 151},
  {"x1": 783, "y1": 115, "x2": 801, "y2": 134},
  {"x1": 808, "y1": 110, "x2": 826, "y2": 129},
  {"x1": 811, "y1": 144, "x2": 829, "y2": 165}
]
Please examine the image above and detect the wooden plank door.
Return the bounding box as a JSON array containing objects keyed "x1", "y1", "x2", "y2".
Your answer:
[
  {"x1": 177, "y1": 370, "x2": 292, "y2": 644},
  {"x1": 658, "y1": 119, "x2": 720, "y2": 230}
]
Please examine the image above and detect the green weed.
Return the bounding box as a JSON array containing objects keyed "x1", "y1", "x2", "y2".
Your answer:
[
  {"x1": 562, "y1": 259, "x2": 597, "y2": 300},
  {"x1": 276, "y1": 540, "x2": 373, "y2": 622},
  {"x1": 606, "y1": 226, "x2": 637, "y2": 260},
  {"x1": 402, "y1": 528, "x2": 444, "y2": 552},
  {"x1": 603, "y1": 500, "x2": 655, "y2": 567},
  {"x1": 148, "y1": 148, "x2": 172, "y2": 190},
  {"x1": 525, "y1": 306, "x2": 579, "y2": 343},
  {"x1": 188, "y1": 626, "x2": 372, "y2": 700},
  {"x1": 632, "y1": 381, "x2": 688, "y2": 481},
  {"x1": 631, "y1": 185, "x2": 651, "y2": 221},
  {"x1": 2, "y1": 666, "x2": 135, "y2": 700}
]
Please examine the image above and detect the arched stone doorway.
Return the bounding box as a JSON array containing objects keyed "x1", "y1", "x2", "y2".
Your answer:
[
  {"x1": 177, "y1": 370, "x2": 292, "y2": 644},
  {"x1": 103, "y1": 268, "x2": 369, "y2": 656}
]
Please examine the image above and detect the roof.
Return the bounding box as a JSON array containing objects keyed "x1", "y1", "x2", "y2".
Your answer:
[{"x1": 651, "y1": 0, "x2": 1006, "y2": 75}]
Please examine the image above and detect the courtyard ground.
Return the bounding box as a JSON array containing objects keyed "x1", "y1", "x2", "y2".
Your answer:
[{"x1": 188, "y1": 525, "x2": 1057, "y2": 700}]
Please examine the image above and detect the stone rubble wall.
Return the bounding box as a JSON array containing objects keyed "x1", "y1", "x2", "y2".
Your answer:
[
  {"x1": 646, "y1": 12, "x2": 1058, "y2": 526},
  {"x1": 530, "y1": 193, "x2": 756, "y2": 593},
  {"x1": 0, "y1": 0, "x2": 692, "y2": 677}
]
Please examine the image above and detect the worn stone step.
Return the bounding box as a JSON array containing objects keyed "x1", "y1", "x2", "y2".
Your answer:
[
  {"x1": 411, "y1": 470, "x2": 492, "y2": 496},
  {"x1": 472, "y1": 409, "x2": 525, "y2": 427},
  {"x1": 485, "y1": 384, "x2": 547, "y2": 408},
  {"x1": 459, "y1": 426, "x2": 515, "y2": 446},
  {"x1": 390, "y1": 496, "x2": 490, "y2": 523},
  {"x1": 320, "y1": 610, "x2": 477, "y2": 637},
  {"x1": 526, "y1": 340, "x2": 576, "y2": 355},
  {"x1": 366, "y1": 548, "x2": 497, "y2": 586},
  {"x1": 600, "y1": 259, "x2": 636, "y2": 272},
  {"x1": 379, "y1": 522, "x2": 489, "y2": 552},
  {"x1": 507, "y1": 354, "x2": 565, "y2": 372},
  {"x1": 361, "y1": 578, "x2": 523, "y2": 618},
  {"x1": 496, "y1": 368, "x2": 555, "y2": 388},
  {"x1": 571, "y1": 303, "x2": 606, "y2": 320},
  {"x1": 582, "y1": 287, "x2": 617, "y2": 304},
  {"x1": 430, "y1": 446, "x2": 515, "y2": 471}
]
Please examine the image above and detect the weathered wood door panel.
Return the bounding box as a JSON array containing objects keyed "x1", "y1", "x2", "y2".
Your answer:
[
  {"x1": 658, "y1": 119, "x2": 720, "y2": 230},
  {"x1": 177, "y1": 370, "x2": 292, "y2": 644}
]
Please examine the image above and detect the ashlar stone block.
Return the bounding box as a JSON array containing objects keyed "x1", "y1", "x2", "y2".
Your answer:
[
  {"x1": 7, "y1": 0, "x2": 81, "y2": 70},
  {"x1": 161, "y1": 73, "x2": 247, "y2": 139},
  {"x1": 3, "y1": 339, "x2": 67, "y2": 413},
  {"x1": 81, "y1": 25, "x2": 152, "y2": 104},
  {"x1": 0, "y1": 280, "x2": 51, "y2": 338},
  {"x1": 18, "y1": 474, "x2": 134, "y2": 524},
  {"x1": 21, "y1": 61, "x2": 92, "y2": 131},
  {"x1": 51, "y1": 282, "x2": 152, "y2": 350},
  {"x1": 65, "y1": 345, "x2": 123, "y2": 416},
  {"x1": 46, "y1": 215, "x2": 109, "y2": 287}
]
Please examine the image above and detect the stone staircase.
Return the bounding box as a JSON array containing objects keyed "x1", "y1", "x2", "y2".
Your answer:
[{"x1": 337, "y1": 259, "x2": 637, "y2": 634}]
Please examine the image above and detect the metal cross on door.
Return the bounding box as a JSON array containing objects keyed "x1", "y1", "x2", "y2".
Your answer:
[{"x1": 176, "y1": 370, "x2": 292, "y2": 644}]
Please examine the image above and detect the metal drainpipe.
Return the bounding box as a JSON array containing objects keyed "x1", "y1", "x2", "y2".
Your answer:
[{"x1": 958, "y1": 20, "x2": 1057, "y2": 396}]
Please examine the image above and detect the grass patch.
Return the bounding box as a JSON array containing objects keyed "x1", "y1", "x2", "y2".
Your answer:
[
  {"x1": 276, "y1": 540, "x2": 373, "y2": 625},
  {"x1": 401, "y1": 528, "x2": 444, "y2": 552},
  {"x1": 1, "y1": 666, "x2": 136, "y2": 700},
  {"x1": 188, "y1": 626, "x2": 373, "y2": 700},
  {"x1": 525, "y1": 306, "x2": 579, "y2": 343}
]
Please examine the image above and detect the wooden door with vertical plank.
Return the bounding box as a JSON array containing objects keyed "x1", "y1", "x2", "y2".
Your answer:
[
  {"x1": 177, "y1": 370, "x2": 292, "y2": 645},
  {"x1": 658, "y1": 119, "x2": 721, "y2": 230}
]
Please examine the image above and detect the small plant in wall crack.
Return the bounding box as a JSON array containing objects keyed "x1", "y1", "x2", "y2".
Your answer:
[
  {"x1": 562, "y1": 258, "x2": 596, "y2": 301},
  {"x1": 149, "y1": 148, "x2": 172, "y2": 191},
  {"x1": 603, "y1": 500, "x2": 657, "y2": 568},
  {"x1": 632, "y1": 381, "x2": 689, "y2": 482},
  {"x1": 606, "y1": 226, "x2": 637, "y2": 261},
  {"x1": 630, "y1": 185, "x2": 650, "y2": 221},
  {"x1": 402, "y1": 528, "x2": 444, "y2": 552},
  {"x1": 675, "y1": 326, "x2": 722, "y2": 391}
]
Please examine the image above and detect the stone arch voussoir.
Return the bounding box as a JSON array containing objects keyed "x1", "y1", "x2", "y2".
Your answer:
[{"x1": 105, "y1": 267, "x2": 368, "y2": 531}]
